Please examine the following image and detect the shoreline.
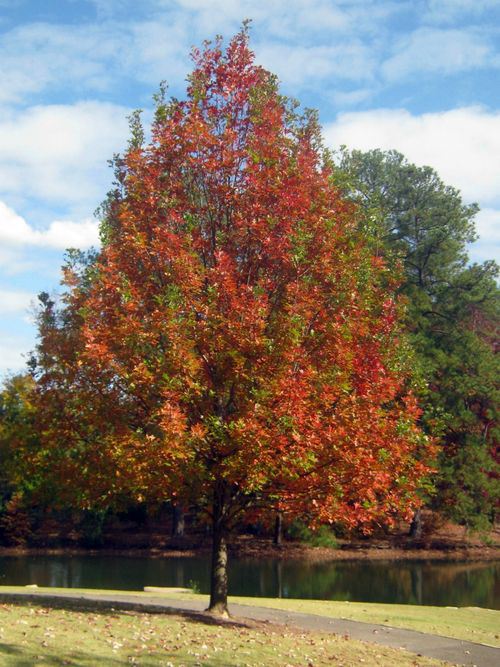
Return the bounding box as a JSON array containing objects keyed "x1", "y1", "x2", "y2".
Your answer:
[{"x1": 1, "y1": 540, "x2": 499, "y2": 562}]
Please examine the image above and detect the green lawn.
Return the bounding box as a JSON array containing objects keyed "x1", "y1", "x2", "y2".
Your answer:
[
  {"x1": 0, "y1": 587, "x2": 500, "y2": 666},
  {"x1": 0, "y1": 601, "x2": 446, "y2": 666},
  {"x1": 81, "y1": 586, "x2": 499, "y2": 648},
  {"x1": 229, "y1": 596, "x2": 500, "y2": 648}
]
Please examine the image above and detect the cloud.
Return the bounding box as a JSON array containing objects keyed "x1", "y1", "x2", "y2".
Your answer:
[
  {"x1": 124, "y1": 20, "x2": 191, "y2": 86},
  {"x1": 330, "y1": 88, "x2": 373, "y2": 107},
  {"x1": 3, "y1": 2, "x2": 496, "y2": 116},
  {"x1": 0, "y1": 18, "x2": 192, "y2": 107},
  {"x1": 0, "y1": 22, "x2": 121, "y2": 105},
  {"x1": 324, "y1": 106, "x2": 500, "y2": 207},
  {"x1": 37, "y1": 220, "x2": 101, "y2": 250},
  {"x1": 171, "y1": 0, "x2": 351, "y2": 36},
  {"x1": 424, "y1": 0, "x2": 500, "y2": 24},
  {"x1": 255, "y1": 42, "x2": 374, "y2": 87},
  {"x1": 0, "y1": 332, "x2": 33, "y2": 377},
  {"x1": 382, "y1": 28, "x2": 497, "y2": 80},
  {"x1": 0, "y1": 101, "x2": 130, "y2": 210},
  {"x1": 0, "y1": 289, "x2": 34, "y2": 315},
  {"x1": 80, "y1": 1, "x2": 397, "y2": 92},
  {"x1": 0, "y1": 2, "x2": 409, "y2": 111},
  {"x1": 474, "y1": 208, "x2": 500, "y2": 246},
  {"x1": 0, "y1": 201, "x2": 100, "y2": 250}
]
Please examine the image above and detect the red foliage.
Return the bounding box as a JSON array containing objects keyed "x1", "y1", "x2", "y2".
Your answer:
[{"x1": 33, "y1": 31, "x2": 432, "y2": 606}]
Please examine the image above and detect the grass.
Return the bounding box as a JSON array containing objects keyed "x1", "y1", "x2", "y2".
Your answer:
[
  {"x1": 0, "y1": 600, "x2": 446, "y2": 667},
  {"x1": 72, "y1": 586, "x2": 498, "y2": 648},
  {"x1": 0, "y1": 584, "x2": 498, "y2": 665},
  {"x1": 229, "y1": 596, "x2": 500, "y2": 648}
]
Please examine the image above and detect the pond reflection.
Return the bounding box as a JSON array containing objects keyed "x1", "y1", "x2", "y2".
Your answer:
[{"x1": 0, "y1": 555, "x2": 498, "y2": 609}]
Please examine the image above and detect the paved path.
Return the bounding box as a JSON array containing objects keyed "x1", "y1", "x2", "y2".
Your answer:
[{"x1": 1, "y1": 590, "x2": 498, "y2": 667}]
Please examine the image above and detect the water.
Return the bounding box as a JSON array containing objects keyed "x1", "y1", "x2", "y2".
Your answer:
[{"x1": 0, "y1": 555, "x2": 498, "y2": 609}]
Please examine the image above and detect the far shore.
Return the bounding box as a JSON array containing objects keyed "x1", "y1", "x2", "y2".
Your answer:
[{"x1": 1, "y1": 537, "x2": 499, "y2": 562}]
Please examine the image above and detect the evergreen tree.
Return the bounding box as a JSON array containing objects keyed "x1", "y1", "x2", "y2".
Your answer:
[{"x1": 336, "y1": 149, "x2": 499, "y2": 529}]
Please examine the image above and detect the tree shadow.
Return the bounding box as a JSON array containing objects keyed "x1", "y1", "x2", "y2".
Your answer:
[
  {"x1": 0, "y1": 593, "x2": 259, "y2": 629},
  {"x1": 0, "y1": 642, "x2": 141, "y2": 666},
  {"x1": 0, "y1": 611, "x2": 259, "y2": 666}
]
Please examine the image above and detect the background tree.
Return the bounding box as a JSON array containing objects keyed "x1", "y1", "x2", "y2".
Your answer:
[
  {"x1": 0, "y1": 373, "x2": 38, "y2": 544},
  {"x1": 31, "y1": 31, "x2": 431, "y2": 614},
  {"x1": 335, "y1": 149, "x2": 499, "y2": 530}
]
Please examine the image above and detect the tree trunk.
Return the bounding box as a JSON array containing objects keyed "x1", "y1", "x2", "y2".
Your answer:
[
  {"x1": 273, "y1": 511, "x2": 283, "y2": 546},
  {"x1": 408, "y1": 508, "x2": 422, "y2": 539},
  {"x1": 207, "y1": 492, "x2": 229, "y2": 616},
  {"x1": 172, "y1": 504, "x2": 185, "y2": 538}
]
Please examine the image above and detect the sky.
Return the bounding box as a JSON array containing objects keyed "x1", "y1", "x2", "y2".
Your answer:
[{"x1": 1, "y1": 0, "x2": 499, "y2": 378}]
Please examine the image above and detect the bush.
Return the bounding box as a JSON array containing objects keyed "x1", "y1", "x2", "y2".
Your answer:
[{"x1": 287, "y1": 521, "x2": 338, "y2": 549}]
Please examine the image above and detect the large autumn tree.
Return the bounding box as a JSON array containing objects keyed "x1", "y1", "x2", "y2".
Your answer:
[{"x1": 32, "y1": 30, "x2": 430, "y2": 615}]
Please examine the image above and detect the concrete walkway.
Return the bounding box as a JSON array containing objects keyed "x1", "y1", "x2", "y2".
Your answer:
[{"x1": 1, "y1": 589, "x2": 498, "y2": 667}]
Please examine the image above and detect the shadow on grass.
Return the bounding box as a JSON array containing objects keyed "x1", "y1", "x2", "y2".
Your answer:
[
  {"x1": 1, "y1": 638, "x2": 231, "y2": 667},
  {"x1": 0, "y1": 593, "x2": 258, "y2": 630},
  {"x1": 0, "y1": 641, "x2": 150, "y2": 666}
]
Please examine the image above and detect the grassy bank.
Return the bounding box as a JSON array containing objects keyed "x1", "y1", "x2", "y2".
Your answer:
[{"x1": 0, "y1": 601, "x2": 446, "y2": 666}]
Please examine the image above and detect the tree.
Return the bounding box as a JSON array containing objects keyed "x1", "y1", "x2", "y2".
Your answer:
[
  {"x1": 0, "y1": 374, "x2": 38, "y2": 499},
  {"x1": 32, "y1": 30, "x2": 430, "y2": 615},
  {"x1": 0, "y1": 374, "x2": 38, "y2": 544},
  {"x1": 335, "y1": 149, "x2": 499, "y2": 529}
]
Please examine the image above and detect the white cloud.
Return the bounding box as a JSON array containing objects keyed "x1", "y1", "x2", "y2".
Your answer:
[
  {"x1": 0, "y1": 289, "x2": 34, "y2": 315},
  {"x1": 0, "y1": 101, "x2": 130, "y2": 210},
  {"x1": 0, "y1": 16, "x2": 190, "y2": 105},
  {"x1": 170, "y1": 0, "x2": 394, "y2": 37},
  {"x1": 475, "y1": 208, "x2": 500, "y2": 244},
  {"x1": 324, "y1": 106, "x2": 500, "y2": 207},
  {"x1": 0, "y1": 333, "x2": 33, "y2": 377},
  {"x1": 0, "y1": 2, "x2": 398, "y2": 110},
  {"x1": 382, "y1": 28, "x2": 496, "y2": 80},
  {"x1": 424, "y1": 0, "x2": 500, "y2": 24},
  {"x1": 125, "y1": 20, "x2": 190, "y2": 86},
  {"x1": 330, "y1": 88, "x2": 373, "y2": 107},
  {"x1": 171, "y1": 0, "x2": 347, "y2": 34},
  {"x1": 0, "y1": 22, "x2": 121, "y2": 105},
  {"x1": 0, "y1": 201, "x2": 100, "y2": 250},
  {"x1": 0, "y1": 202, "x2": 33, "y2": 245},
  {"x1": 38, "y1": 220, "x2": 101, "y2": 250},
  {"x1": 255, "y1": 42, "x2": 374, "y2": 87}
]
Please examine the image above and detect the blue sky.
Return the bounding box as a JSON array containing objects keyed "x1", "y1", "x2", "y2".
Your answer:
[{"x1": 1, "y1": 0, "x2": 499, "y2": 377}]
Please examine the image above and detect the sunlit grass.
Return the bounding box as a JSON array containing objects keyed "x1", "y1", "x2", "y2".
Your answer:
[
  {"x1": 228, "y1": 596, "x2": 500, "y2": 648},
  {"x1": 1, "y1": 585, "x2": 499, "y2": 649}
]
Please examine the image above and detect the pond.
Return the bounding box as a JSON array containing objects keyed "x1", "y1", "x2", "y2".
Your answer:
[{"x1": 0, "y1": 555, "x2": 498, "y2": 609}]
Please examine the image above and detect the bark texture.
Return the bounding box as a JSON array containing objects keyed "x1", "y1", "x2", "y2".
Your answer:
[
  {"x1": 172, "y1": 504, "x2": 185, "y2": 537},
  {"x1": 208, "y1": 489, "x2": 229, "y2": 616},
  {"x1": 273, "y1": 511, "x2": 283, "y2": 546},
  {"x1": 409, "y1": 508, "x2": 423, "y2": 538}
]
